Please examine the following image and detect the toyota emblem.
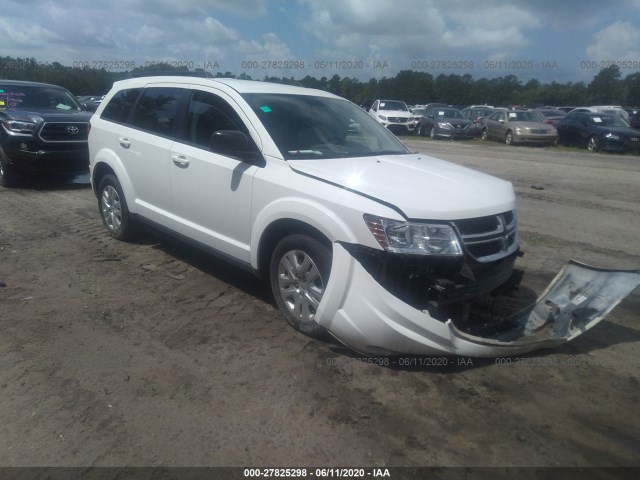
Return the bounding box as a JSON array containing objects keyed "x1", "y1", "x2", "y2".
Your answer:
[{"x1": 67, "y1": 125, "x2": 80, "y2": 135}]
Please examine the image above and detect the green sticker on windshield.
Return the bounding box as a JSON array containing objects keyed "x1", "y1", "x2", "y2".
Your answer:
[{"x1": 260, "y1": 106, "x2": 272, "y2": 113}]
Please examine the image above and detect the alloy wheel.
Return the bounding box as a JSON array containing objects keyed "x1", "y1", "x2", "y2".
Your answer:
[{"x1": 277, "y1": 249, "x2": 325, "y2": 323}]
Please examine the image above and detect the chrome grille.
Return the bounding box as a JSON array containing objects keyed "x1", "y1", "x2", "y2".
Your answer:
[
  {"x1": 38, "y1": 122, "x2": 89, "y2": 142},
  {"x1": 452, "y1": 210, "x2": 518, "y2": 262},
  {"x1": 388, "y1": 117, "x2": 409, "y2": 123}
]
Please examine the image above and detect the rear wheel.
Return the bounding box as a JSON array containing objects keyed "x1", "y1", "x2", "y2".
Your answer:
[
  {"x1": 270, "y1": 234, "x2": 331, "y2": 338},
  {"x1": 98, "y1": 174, "x2": 136, "y2": 240},
  {"x1": 587, "y1": 135, "x2": 600, "y2": 152}
]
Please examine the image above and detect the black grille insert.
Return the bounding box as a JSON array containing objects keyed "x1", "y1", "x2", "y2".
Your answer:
[{"x1": 38, "y1": 122, "x2": 89, "y2": 142}]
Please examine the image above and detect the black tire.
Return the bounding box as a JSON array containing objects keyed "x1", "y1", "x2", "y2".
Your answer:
[
  {"x1": 481, "y1": 129, "x2": 488, "y2": 141},
  {"x1": 269, "y1": 234, "x2": 331, "y2": 338},
  {"x1": 505, "y1": 130, "x2": 514, "y2": 145},
  {"x1": 417, "y1": 124, "x2": 425, "y2": 136},
  {"x1": 97, "y1": 174, "x2": 136, "y2": 241},
  {"x1": 587, "y1": 135, "x2": 600, "y2": 152},
  {"x1": 0, "y1": 159, "x2": 18, "y2": 188},
  {"x1": 430, "y1": 126, "x2": 436, "y2": 139}
]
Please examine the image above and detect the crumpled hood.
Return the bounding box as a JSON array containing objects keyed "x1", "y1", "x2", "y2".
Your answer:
[{"x1": 288, "y1": 153, "x2": 516, "y2": 220}]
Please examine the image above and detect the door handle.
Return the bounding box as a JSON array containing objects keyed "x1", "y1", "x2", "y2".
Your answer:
[
  {"x1": 172, "y1": 155, "x2": 190, "y2": 168},
  {"x1": 119, "y1": 137, "x2": 131, "y2": 148}
]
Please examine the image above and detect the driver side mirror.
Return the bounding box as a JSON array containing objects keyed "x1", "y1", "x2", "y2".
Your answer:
[
  {"x1": 210, "y1": 130, "x2": 263, "y2": 165},
  {"x1": 210, "y1": 130, "x2": 249, "y2": 156}
]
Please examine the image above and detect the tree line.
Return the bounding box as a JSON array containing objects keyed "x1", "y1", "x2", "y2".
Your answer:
[{"x1": 2, "y1": 56, "x2": 639, "y2": 107}]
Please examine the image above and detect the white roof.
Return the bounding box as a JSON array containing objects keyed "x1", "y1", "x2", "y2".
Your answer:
[{"x1": 111, "y1": 76, "x2": 338, "y2": 98}]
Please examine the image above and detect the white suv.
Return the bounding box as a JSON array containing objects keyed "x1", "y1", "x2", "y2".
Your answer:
[
  {"x1": 368, "y1": 99, "x2": 414, "y2": 134},
  {"x1": 89, "y1": 76, "x2": 635, "y2": 356}
]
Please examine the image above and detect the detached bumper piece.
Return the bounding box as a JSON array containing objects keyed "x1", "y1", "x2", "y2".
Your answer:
[
  {"x1": 316, "y1": 244, "x2": 640, "y2": 357},
  {"x1": 449, "y1": 261, "x2": 640, "y2": 352}
]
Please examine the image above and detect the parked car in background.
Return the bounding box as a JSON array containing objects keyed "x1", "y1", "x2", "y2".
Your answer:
[
  {"x1": 482, "y1": 109, "x2": 558, "y2": 146},
  {"x1": 368, "y1": 99, "x2": 414, "y2": 134},
  {"x1": 533, "y1": 108, "x2": 567, "y2": 127},
  {"x1": 416, "y1": 107, "x2": 473, "y2": 139},
  {"x1": 410, "y1": 106, "x2": 427, "y2": 132},
  {"x1": 556, "y1": 112, "x2": 640, "y2": 152},
  {"x1": 554, "y1": 106, "x2": 578, "y2": 113},
  {"x1": 77, "y1": 95, "x2": 104, "y2": 112},
  {"x1": 590, "y1": 106, "x2": 630, "y2": 120},
  {"x1": 0, "y1": 80, "x2": 92, "y2": 187},
  {"x1": 360, "y1": 99, "x2": 374, "y2": 111},
  {"x1": 568, "y1": 106, "x2": 629, "y2": 120},
  {"x1": 461, "y1": 105, "x2": 494, "y2": 136}
]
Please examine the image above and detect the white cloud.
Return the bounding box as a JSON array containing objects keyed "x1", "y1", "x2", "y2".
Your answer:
[
  {"x1": 237, "y1": 33, "x2": 294, "y2": 60},
  {"x1": 586, "y1": 21, "x2": 640, "y2": 60}
]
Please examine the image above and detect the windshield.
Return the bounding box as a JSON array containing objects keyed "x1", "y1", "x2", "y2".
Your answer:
[
  {"x1": 589, "y1": 115, "x2": 629, "y2": 127},
  {"x1": 432, "y1": 109, "x2": 464, "y2": 119},
  {"x1": 506, "y1": 111, "x2": 543, "y2": 122},
  {"x1": 242, "y1": 93, "x2": 410, "y2": 160},
  {"x1": 379, "y1": 101, "x2": 408, "y2": 111},
  {"x1": 0, "y1": 85, "x2": 82, "y2": 111}
]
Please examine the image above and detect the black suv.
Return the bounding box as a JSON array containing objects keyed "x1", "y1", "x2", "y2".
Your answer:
[{"x1": 0, "y1": 80, "x2": 92, "y2": 187}]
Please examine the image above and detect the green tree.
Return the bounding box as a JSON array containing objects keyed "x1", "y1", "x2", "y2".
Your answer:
[{"x1": 588, "y1": 65, "x2": 622, "y2": 104}]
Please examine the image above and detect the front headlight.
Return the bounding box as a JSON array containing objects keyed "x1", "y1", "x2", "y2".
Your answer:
[
  {"x1": 364, "y1": 214, "x2": 463, "y2": 256},
  {"x1": 605, "y1": 133, "x2": 620, "y2": 140},
  {"x1": 2, "y1": 120, "x2": 37, "y2": 134},
  {"x1": 378, "y1": 114, "x2": 388, "y2": 121},
  {"x1": 438, "y1": 122, "x2": 452, "y2": 129}
]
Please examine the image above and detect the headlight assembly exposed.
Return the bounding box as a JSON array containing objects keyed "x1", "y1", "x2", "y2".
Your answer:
[{"x1": 363, "y1": 214, "x2": 463, "y2": 256}]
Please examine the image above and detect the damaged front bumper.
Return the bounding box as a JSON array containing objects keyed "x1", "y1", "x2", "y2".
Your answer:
[{"x1": 315, "y1": 243, "x2": 640, "y2": 357}]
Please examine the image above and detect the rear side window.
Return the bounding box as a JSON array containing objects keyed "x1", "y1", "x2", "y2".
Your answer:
[
  {"x1": 129, "y1": 87, "x2": 184, "y2": 137},
  {"x1": 101, "y1": 88, "x2": 142, "y2": 123}
]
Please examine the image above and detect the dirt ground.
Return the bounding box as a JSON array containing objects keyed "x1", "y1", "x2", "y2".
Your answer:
[{"x1": 0, "y1": 138, "x2": 639, "y2": 469}]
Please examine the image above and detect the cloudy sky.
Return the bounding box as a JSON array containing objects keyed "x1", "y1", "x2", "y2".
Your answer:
[{"x1": 2, "y1": 0, "x2": 640, "y2": 83}]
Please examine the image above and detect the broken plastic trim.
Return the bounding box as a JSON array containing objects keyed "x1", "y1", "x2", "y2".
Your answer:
[{"x1": 449, "y1": 260, "x2": 640, "y2": 348}]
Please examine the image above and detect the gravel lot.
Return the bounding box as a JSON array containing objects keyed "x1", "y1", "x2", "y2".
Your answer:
[{"x1": 1, "y1": 138, "x2": 639, "y2": 468}]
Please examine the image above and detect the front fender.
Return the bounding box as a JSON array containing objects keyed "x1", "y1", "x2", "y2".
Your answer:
[{"x1": 250, "y1": 197, "x2": 358, "y2": 269}]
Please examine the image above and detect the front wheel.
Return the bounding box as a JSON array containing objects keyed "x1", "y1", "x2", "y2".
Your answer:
[
  {"x1": 98, "y1": 174, "x2": 136, "y2": 240},
  {"x1": 481, "y1": 129, "x2": 488, "y2": 141},
  {"x1": 430, "y1": 126, "x2": 436, "y2": 139},
  {"x1": 587, "y1": 135, "x2": 600, "y2": 152},
  {"x1": 0, "y1": 159, "x2": 18, "y2": 188},
  {"x1": 505, "y1": 131, "x2": 514, "y2": 145},
  {"x1": 270, "y1": 234, "x2": 331, "y2": 338}
]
